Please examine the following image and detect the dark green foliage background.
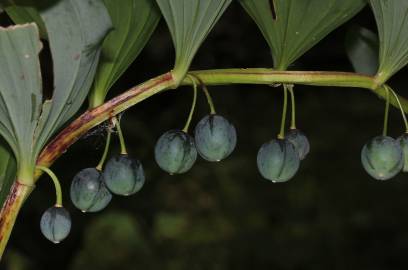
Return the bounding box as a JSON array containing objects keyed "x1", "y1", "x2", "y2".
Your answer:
[{"x1": 1, "y1": 4, "x2": 408, "y2": 270}]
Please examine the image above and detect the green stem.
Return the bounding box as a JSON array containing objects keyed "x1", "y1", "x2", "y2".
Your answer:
[
  {"x1": 383, "y1": 87, "x2": 390, "y2": 137},
  {"x1": 182, "y1": 75, "x2": 198, "y2": 133},
  {"x1": 96, "y1": 128, "x2": 112, "y2": 171},
  {"x1": 36, "y1": 70, "x2": 408, "y2": 180},
  {"x1": 387, "y1": 86, "x2": 408, "y2": 133},
  {"x1": 36, "y1": 166, "x2": 62, "y2": 207},
  {"x1": 288, "y1": 85, "x2": 296, "y2": 129},
  {"x1": 113, "y1": 117, "x2": 127, "y2": 155},
  {"x1": 278, "y1": 85, "x2": 288, "y2": 139}
]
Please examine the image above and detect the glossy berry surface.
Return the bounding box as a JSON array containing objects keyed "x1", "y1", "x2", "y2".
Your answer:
[
  {"x1": 286, "y1": 129, "x2": 310, "y2": 160},
  {"x1": 257, "y1": 138, "x2": 300, "y2": 183},
  {"x1": 361, "y1": 135, "x2": 403, "y2": 180},
  {"x1": 70, "y1": 168, "x2": 112, "y2": 212},
  {"x1": 397, "y1": 133, "x2": 408, "y2": 172},
  {"x1": 194, "y1": 114, "x2": 237, "y2": 162},
  {"x1": 154, "y1": 130, "x2": 197, "y2": 174},
  {"x1": 40, "y1": 206, "x2": 71, "y2": 243},
  {"x1": 103, "y1": 155, "x2": 145, "y2": 196}
]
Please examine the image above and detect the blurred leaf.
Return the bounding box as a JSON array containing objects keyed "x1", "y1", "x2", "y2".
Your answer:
[
  {"x1": 5, "y1": 1, "x2": 47, "y2": 39},
  {"x1": 33, "y1": 0, "x2": 112, "y2": 154},
  {"x1": 0, "y1": 140, "x2": 16, "y2": 209},
  {"x1": 89, "y1": 0, "x2": 161, "y2": 108},
  {"x1": 345, "y1": 25, "x2": 379, "y2": 76},
  {"x1": 239, "y1": 0, "x2": 366, "y2": 70},
  {"x1": 0, "y1": 23, "x2": 43, "y2": 169},
  {"x1": 370, "y1": 0, "x2": 408, "y2": 83},
  {"x1": 3, "y1": 248, "x2": 32, "y2": 270},
  {"x1": 71, "y1": 212, "x2": 153, "y2": 270},
  {"x1": 156, "y1": 0, "x2": 232, "y2": 82},
  {"x1": 154, "y1": 212, "x2": 188, "y2": 239}
]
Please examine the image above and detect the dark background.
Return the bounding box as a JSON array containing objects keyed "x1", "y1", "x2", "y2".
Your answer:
[{"x1": 2, "y1": 2, "x2": 408, "y2": 270}]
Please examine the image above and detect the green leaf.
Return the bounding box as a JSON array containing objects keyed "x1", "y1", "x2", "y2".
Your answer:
[
  {"x1": 0, "y1": 23, "x2": 43, "y2": 170},
  {"x1": 34, "y1": 0, "x2": 112, "y2": 154},
  {"x1": 0, "y1": 140, "x2": 16, "y2": 209},
  {"x1": 345, "y1": 25, "x2": 379, "y2": 76},
  {"x1": 156, "y1": 0, "x2": 232, "y2": 83},
  {"x1": 5, "y1": 1, "x2": 47, "y2": 39},
  {"x1": 239, "y1": 0, "x2": 366, "y2": 70},
  {"x1": 89, "y1": 0, "x2": 161, "y2": 108},
  {"x1": 370, "y1": 0, "x2": 408, "y2": 83},
  {"x1": 0, "y1": 0, "x2": 111, "y2": 179}
]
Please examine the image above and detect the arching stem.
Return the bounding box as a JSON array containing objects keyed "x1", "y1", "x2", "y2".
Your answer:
[
  {"x1": 288, "y1": 84, "x2": 296, "y2": 129},
  {"x1": 383, "y1": 87, "x2": 390, "y2": 137},
  {"x1": 182, "y1": 75, "x2": 198, "y2": 133},
  {"x1": 36, "y1": 166, "x2": 62, "y2": 207},
  {"x1": 278, "y1": 84, "x2": 289, "y2": 139},
  {"x1": 113, "y1": 117, "x2": 127, "y2": 155},
  {"x1": 386, "y1": 86, "x2": 408, "y2": 133},
  {"x1": 96, "y1": 128, "x2": 112, "y2": 171}
]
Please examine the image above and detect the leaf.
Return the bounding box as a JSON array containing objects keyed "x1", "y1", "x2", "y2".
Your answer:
[
  {"x1": 34, "y1": 0, "x2": 112, "y2": 155},
  {"x1": 345, "y1": 25, "x2": 379, "y2": 76},
  {"x1": 239, "y1": 0, "x2": 366, "y2": 70},
  {"x1": 0, "y1": 0, "x2": 111, "y2": 180},
  {"x1": 156, "y1": 0, "x2": 232, "y2": 83},
  {"x1": 370, "y1": 0, "x2": 408, "y2": 83},
  {"x1": 0, "y1": 140, "x2": 16, "y2": 209},
  {"x1": 89, "y1": 0, "x2": 161, "y2": 108},
  {"x1": 0, "y1": 23, "x2": 43, "y2": 168},
  {"x1": 5, "y1": 1, "x2": 48, "y2": 39}
]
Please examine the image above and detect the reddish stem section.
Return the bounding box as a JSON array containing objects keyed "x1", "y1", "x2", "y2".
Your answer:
[
  {"x1": 0, "y1": 181, "x2": 33, "y2": 258},
  {"x1": 36, "y1": 72, "x2": 174, "y2": 176}
]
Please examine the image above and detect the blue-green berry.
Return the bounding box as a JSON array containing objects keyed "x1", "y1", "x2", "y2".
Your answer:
[
  {"x1": 397, "y1": 133, "x2": 408, "y2": 172},
  {"x1": 257, "y1": 138, "x2": 300, "y2": 183},
  {"x1": 286, "y1": 129, "x2": 310, "y2": 160},
  {"x1": 40, "y1": 206, "x2": 71, "y2": 243},
  {"x1": 103, "y1": 155, "x2": 145, "y2": 196},
  {"x1": 361, "y1": 135, "x2": 403, "y2": 180},
  {"x1": 194, "y1": 114, "x2": 237, "y2": 162},
  {"x1": 154, "y1": 130, "x2": 197, "y2": 174},
  {"x1": 70, "y1": 168, "x2": 112, "y2": 212}
]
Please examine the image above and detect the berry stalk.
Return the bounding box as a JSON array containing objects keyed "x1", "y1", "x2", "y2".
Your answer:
[
  {"x1": 36, "y1": 166, "x2": 63, "y2": 207},
  {"x1": 96, "y1": 129, "x2": 112, "y2": 171},
  {"x1": 182, "y1": 76, "x2": 198, "y2": 133},
  {"x1": 288, "y1": 85, "x2": 296, "y2": 129},
  {"x1": 278, "y1": 85, "x2": 289, "y2": 139}
]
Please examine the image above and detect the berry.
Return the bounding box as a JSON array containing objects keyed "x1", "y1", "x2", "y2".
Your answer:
[
  {"x1": 70, "y1": 168, "x2": 112, "y2": 212},
  {"x1": 40, "y1": 206, "x2": 71, "y2": 243},
  {"x1": 397, "y1": 133, "x2": 408, "y2": 172},
  {"x1": 361, "y1": 135, "x2": 403, "y2": 180},
  {"x1": 286, "y1": 129, "x2": 310, "y2": 160},
  {"x1": 154, "y1": 130, "x2": 197, "y2": 174},
  {"x1": 257, "y1": 138, "x2": 300, "y2": 183},
  {"x1": 103, "y1": 155, "x2": 145, "y2": 196},
  {"x1": 194, "y1": 114, "x2": 237, "y2": 162}
]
